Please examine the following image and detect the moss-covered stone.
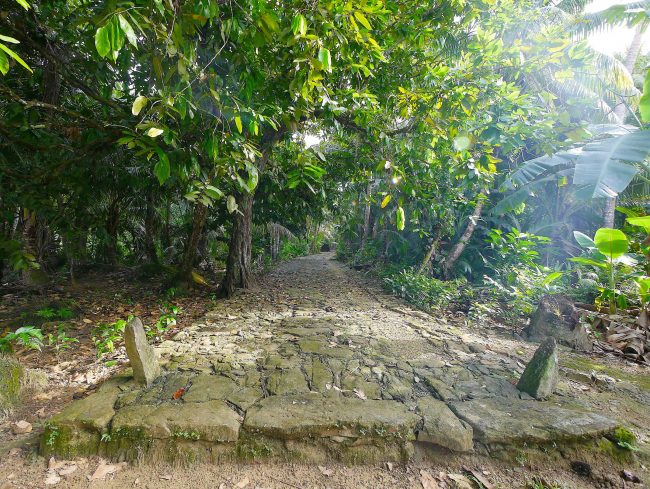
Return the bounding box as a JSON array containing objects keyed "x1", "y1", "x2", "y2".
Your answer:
[
  {"x1": 243, "y1": 393, "x2": 420, "y2": 442},
  {"x1": 0, "y1": 355, "x2": 24, "y2": 413}
]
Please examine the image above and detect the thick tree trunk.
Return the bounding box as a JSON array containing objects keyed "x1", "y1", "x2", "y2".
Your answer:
[
  {"x1": 144, "y1": 193, "x2": 159, "y2": 264},
  {"x1": 220, "y1": 193, "x2": 253, "y2": 298},
  {"x1": 442, "y1": 194, "x2": 486, "y2": 278},
  {"x1": 613, "y1": 25, "x2": 644, "y2": 123},
  {"x1": 603, "y1": 196, "x2": 616, "y2": 228},
  {"x1": 176, "y1": 202, "x2": 208, "y2": 285}
]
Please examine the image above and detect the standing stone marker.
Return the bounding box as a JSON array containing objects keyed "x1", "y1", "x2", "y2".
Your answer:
[
  {"x1": 517, "y1": 337, "x2": 558, "y2": 400},
  {"x1": 125, "y1": 317, "x2": 160, "y2": 387}
]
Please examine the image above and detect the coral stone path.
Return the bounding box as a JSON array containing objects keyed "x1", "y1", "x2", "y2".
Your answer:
[{"x1": 43, "y1": 254, "x2": 629, "y2": 465}]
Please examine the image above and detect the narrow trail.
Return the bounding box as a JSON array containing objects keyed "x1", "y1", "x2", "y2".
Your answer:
[{"x1": 3, "y1": 254, "x2": 649, "y2": 488}]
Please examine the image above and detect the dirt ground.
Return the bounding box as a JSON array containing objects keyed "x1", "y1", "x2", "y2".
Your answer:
[{"x1": 1, "y1": 256, "x2": 649, "y2": 488}]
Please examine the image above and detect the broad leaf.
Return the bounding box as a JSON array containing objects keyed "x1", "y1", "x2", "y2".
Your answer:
[
  {"x1": 95, "y1": 26, "x2": 110, "y2": 58},
  {"x1": 318, "y1": 47, "x2": 332, "y2": 73},
  {"x1": 640, "y1": 69, "x2": 650, "y2": 123},
  {"x1": 132, "y1": 95, "x2": 148, "y2": 115},
  {"x1": 593, "y1": 228, "x2": 628, "y2": 259},
  {"x1": 573, "y1": 130, "x2": 650, "y2": 198},
  {"x1": 626, "y1": 216, "x2": 650, "y2": 232},
  {"x1": 396, "y1": 206, "x2": 405, "y2": 231},
  {"x1": 573, "y1": 230, "x2": 596, "y2": 249},
  {"x1": 226, "y1": 195, "x2": 238, "y2": 213},
  {"x1": 147, "y1": 127, "x2": 164, "y2": 137},
  {"x1": 153, "y1": 151, "x2": 170, "y2": 184},
  {"x1": 381, "y1": 195, "x2": 391, "y2": 208}
]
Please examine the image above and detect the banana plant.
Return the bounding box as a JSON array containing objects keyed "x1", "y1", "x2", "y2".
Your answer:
[
  {"x1": 572, "y1": 228, "x2": 636, "y2": 312},
  {"x1": 497, "y1": 126, "x2": 650, "y2": 214}
]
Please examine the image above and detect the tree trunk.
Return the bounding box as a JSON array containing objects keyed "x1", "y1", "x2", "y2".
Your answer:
[
  {"x1": 361, "y1": 181, "x2": 372, "y2": 249},
  {"x1": 176, "y1": 202, "x2": 208, "y2": 286},
  {"x1": 220, "y1": 193, "x2": 253, "y2": 298},
  {"x1": 105, "y1": 200, "x2": 120, "y2": 265},
  {"x1": 613, "y1": 24, "x2": 644, "y2": 123},
  {"x1": 162, "y1": 198, "x2": 171, "y2": 251},
  {"x1": 144, "y1": 192, "x2": 159, "y2": 264},
  {"x1": 418, "y1": 235, "x2": 441, "y2": 274},
  {"x1": 442, "y1": 193, "x2": 486, "y2": 278},
  {"x1": 603, "y1": 196, "x2": 616, "y2": 228}
]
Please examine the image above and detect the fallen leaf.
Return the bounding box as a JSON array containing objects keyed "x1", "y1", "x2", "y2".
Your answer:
[
  {"x1": 12, "y1": 420, "x2": 32, "y2": 434},
  {"x1": 44, "y1": 470, "x2": 61, "y2": 486},
  {"x1": 234, "y1": 477, "x2": 250, "y2": 488},
  {"x1": 419, "y1": 469, "x2": 440, "y2": 489},
  {"x1": 318, "y1": 466, "x2": 333, "y2": 477},
  {"x1": 89, "y1": 460, "x2": 125, "y2": 481},
  {"x1": 462, "y1": 466, "x2": 494, "y2": 489},
  {"x1": 386, "y1": 462, "x2": 394, "y2": 472},
  {"x1": 353, "y1": 388, "x2": 367, "y2": 400},
  {"x1": 447, "y1": 473, "x2": 474, "y2": 489},
  {"x1": 59, "y1": 465, "x2": 78, "y2": 477},
  {"x1": 172, "y1": 387, "x2": 186, "y2": 400}
]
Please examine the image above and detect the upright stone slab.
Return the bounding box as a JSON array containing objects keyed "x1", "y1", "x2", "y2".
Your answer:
[
  {"x1": 125, "y1": 317, "x2": 160, "y2": 387},
  {"x1": 517, "y1": 337, "x2": 558, "y2": 400}
]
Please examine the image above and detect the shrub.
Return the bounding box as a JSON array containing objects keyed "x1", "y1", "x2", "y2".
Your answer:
[
  {"x1": 279, "y1": 238, "x2": 310, "y2": 260},
  {"x1": 384, "y1": 268, "x2": 471, "y2": 312}
]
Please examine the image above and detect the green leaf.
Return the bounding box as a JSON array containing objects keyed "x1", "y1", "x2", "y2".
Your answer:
[
  {"x1": 569, "y1": 256, "x2": 607, "y2": 269},
  {"x1": 354, "y1": 11, "x2": 372, "y2": 30},
  {"x1": 594, "y1": 228, "x2": 628, "y2": 259},
  {"x1": 95, "y1": 25, "x2": 111, "y2": 58},
  {"x1": 226, "y1": 195, "x2": 238, "y2": 213},
  {"x1": 381, "y1": 195, "x2": 391, "y2": 208},
  {"x1": 0, "y1": 43, "x2": 32, "y2": 72},
  {"x1": 153, "y1": 151, "x2": 170, "y2": 184},
  {"x1": 118, "y1": 15, "x2": 138, "y2": 47},
  {"x1": 396, "y1": 206, "x2": 405, "y2": 231},
  {"x1": 318, "y1": 47, "x2": 332, "y2": 73},
  {"x1": 234, "y1": 115, "x2": 243, "y2": 134},
  {"x1": 542, "y1": 271, "x2": 563, "y2": 286},
  {"x1": 132, "y1": 95, "x2": 148, "y2": 115},
  {"x1": 0, "y1": 35, "x2": 20, "y2": 44},
  {"x1": 292, "y1": 14, "x2": 307, "y2": 36},
  {"x1": 626, "y1": 216, "x2": 650, "y2": 232},
  {"x1": 147, "y1": 127, "x2": 164, "y2": 137},
  {"x1": 14, "y1": 0, "x2": 30, "y2": 9},
  {"x1": 204, "y1": 185, "x2": 223, "y2": 199},
  {"x1": 640, "y1": 69, "x2": 650, "y2": 123},
  {"x1": 0, "y1": 50, "x2": 8, "y2": 76},
  {"x1": 573, "y1": 230, "x2": 596, "y2": 249}
]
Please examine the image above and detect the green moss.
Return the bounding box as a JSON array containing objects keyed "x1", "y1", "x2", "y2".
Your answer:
[
  {"x1": 609, "y1": 427, "x2": 637, "y2": 451},
  {"x1": 562, "y1": 356, "x2": 650, "y2": 392},
  {"x1": 0, "y1": 355, "x2": 24, "y2": 411}
]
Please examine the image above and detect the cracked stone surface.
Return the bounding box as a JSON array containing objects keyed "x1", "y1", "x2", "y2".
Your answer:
[{"x1": 41, "y1": 253, "x2": 621, "y2": 462}]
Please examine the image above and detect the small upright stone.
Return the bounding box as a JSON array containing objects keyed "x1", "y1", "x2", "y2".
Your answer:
[
  {"x1": 125, "y1": 317, "x2": 160, "y2": 387},
  {"x1": 517, "y1": 337, "x2": 558, "y2": 400}
]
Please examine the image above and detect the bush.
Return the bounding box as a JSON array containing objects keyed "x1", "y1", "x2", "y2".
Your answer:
[
  {"x1": 384, "y1": 268, "x2": 472, "y2": 312},
  {"x1": 279, "y1": 238, "x2": 310, "y2": 260}
]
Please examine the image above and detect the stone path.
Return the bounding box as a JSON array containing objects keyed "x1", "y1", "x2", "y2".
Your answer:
[{"x1": 42, "y1": 253, "x2": 619, "y2": 464}]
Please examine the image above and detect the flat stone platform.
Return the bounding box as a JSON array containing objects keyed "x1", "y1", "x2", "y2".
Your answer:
[{"x1": 41, "y1": 254, "x2": 620, "y2": 464}]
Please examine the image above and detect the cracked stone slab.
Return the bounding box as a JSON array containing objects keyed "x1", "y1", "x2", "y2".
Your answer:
[
  {"x1": 243, "y1": 393, "x2": 420, "y2": 440},
  {"x1": 416, "y1": 397, "x2": 473, "y2": 452},
  {"x1": 49, "y1": 375, "x2": 133, "y2": 431},
  {"x1": 111, "y1": 400, "x2": 241, "y2": 442},
  {"x1": 449, "y1": 398, "x2": 618, "y2": 446}
]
